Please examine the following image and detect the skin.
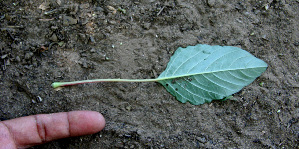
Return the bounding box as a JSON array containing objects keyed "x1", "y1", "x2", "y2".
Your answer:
[{"x1": 0, "y1": 111, "x2": 105, "y2": 149}]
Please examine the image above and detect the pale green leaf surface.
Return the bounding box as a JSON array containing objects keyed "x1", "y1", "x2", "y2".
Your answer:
[{"x1": 158, "y1": 44, "x2": 267, "y2": 105}]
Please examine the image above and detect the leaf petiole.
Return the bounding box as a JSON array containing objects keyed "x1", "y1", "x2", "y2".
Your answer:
[{"x1": 51, "y1": 78, "x2": 161, "y2": 88}]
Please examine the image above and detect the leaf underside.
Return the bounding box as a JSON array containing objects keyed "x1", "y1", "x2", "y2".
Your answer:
[{"x1": 158, "y1": 44, "x2": 267, "y2": 105}]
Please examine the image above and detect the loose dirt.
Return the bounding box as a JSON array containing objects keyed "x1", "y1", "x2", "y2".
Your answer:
[{"x1": 0, "y1": 0, "x2": 298, "y2": 148}]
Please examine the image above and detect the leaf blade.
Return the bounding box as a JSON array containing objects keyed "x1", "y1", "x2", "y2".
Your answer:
[{"x1": 158, "y1": 44, "x2": 267, "y2": 105}]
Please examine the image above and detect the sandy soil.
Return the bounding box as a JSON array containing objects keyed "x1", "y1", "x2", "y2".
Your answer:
[{"x1": 0, "y1": 0, "x2": 298, "y2": 148}]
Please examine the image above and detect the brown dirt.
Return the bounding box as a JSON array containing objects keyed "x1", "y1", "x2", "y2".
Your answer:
[{"x1": 0, "y1": 0, "x2": 298, "y2": 148}]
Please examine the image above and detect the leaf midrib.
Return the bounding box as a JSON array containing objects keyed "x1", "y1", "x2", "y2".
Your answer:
[{"x1": 157, "y1": 66, "x2": 266, "y2": 82}]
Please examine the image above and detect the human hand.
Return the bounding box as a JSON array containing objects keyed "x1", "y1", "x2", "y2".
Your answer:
[{"x1": 0, "y1": 111, "x2": 105, "y2": 149}]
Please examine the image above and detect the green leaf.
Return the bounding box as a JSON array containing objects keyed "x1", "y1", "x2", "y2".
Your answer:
[
  {"x1": 52, "y1": 44, "x2": 267, "y2": 106},
  {"x1": 157, "y1": 44, "x2": 267, "y2": 105}
]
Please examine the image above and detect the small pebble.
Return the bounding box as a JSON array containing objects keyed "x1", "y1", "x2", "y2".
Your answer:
[
  {"x1": 14, "y1": 72, "x2": 20, "y2": 77},
  {"x1": 82, "y1": 62, "x2": 88, "y2": 68},
  {"x1": 5, "y1": 59, "x2": 10, "y2": 65},
  {"x1": 63, "y1": 16, "x2": 78, "y2": 26},
  {"x1": 207, "y1": 0, "x2": 216, "y2": 7},
  {"x1": 95, "y1": 7, "x2": 103, "y2": 12},
  {"x1": 143, "y1": 23, "x2": 151, "y2": 30},
  {"x1": 15, "y1": 56, "x2": 21, "y2": 62},
  {"x1": 109, "y1": 20, "x2": 116, "y2": 25},
  {"x1": 37, "y1": 96, "x2": 43, "y2": 102},
  {"x1": 50, "y1": 33, "x2": 58, "y2": 42},
  {"x1": 125, "y1": 105, "x2": 132, "y2": 111},
  {"x1": 90, "y1": 48, "x2": 96, "y2": 53},
  {"x1": 196, "y1": 137, "x2": 207, "y2": 143},
  {"x1": 1, "y1": 54, "x2": 8, "y2": 59},
  {"x1": 90, "y1": 35, "x2": 95, "y2": 43},
  {"x1": 24, "y1": 52, "x2": 34, "y2": 60}
]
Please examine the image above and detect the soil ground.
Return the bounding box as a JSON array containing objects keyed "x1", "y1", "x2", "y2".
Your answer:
[{"x1": 0, "y1": 0, "x2": 298, "y2": 148}]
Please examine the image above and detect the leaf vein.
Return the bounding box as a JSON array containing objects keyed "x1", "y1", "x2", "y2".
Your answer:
[
  {"x1": 205, "y1": 49, "x2": 239, "y2": 71},
  {"x1": 192, "y1": 75, "x2": 225, "y2": 97},
  {"x1": 228, "y1": 55, "x2": 252, "y2": 68},
  {"x1": 202, "y1": 73, "x2": 234, "y2": 92},
  {"x1": 213, "y1": 73, "x2": 242, "y2": 87},
  {"x1": 228, "y1": 71, "x2": 249, "y2": 82},
  {"x1": 176, "y1": 81, "x2": 209, "y2": 104},
  {"x1": 172, "y1": 50, "x2": 202, "y2": 75}
]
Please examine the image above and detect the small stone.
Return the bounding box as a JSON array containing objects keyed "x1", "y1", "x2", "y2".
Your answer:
[
  {"x1": 49, "y1": 33, "x2": 58, "y2": 42},
  {"x1": 90, "y1": 48, "x2": 96, "y2": 53},
  {"x1": 207, "y1": 0, "x2": 216, "y2": 7},
  {"x1": 107, "y1": 6, "x2": 117, "y2": 14},
  {"x1": 109, "y1": 20, "x2": 116, "y2": 25},
  {"x1": 264, "y1": 4, "x2": 269, "y2": 10},
  {"x1": 90, "y1": 35, "x2": 95, "y2": 43},
  {"x1": 143, "y1": 23, "x2": 151, "y2": 30},
  {"x1": 14, "y1": 71, "x2": 20, "y2": 77},
  {"x1": 125, "y1": 105, "x2": 132, "y2": 111},
  {"x1": 5, "y1": 59, "x2": 10, "y2": 65},
  {"x1": 51, "y1": 26, "x2": 58, "y2": 30},
  {"x1": 37, "y1": 96, "x2": 43, "y2": 102},
  {"x1": 58, "y1": 41, "x2": 64, "y2": 46},
  {"x1": 261, "y1": 34, "x2": 268, "y2": 40},
  {"x1": 56, "y1": 0, "x2": 61, "y2": 5},
  {"x1": 80, "y1": 3, "x2": 89, "y2": 9},
  {"x1": 15, "y1": 56, "x2": 21, "y2": 62},
  {"x1": 82, "y1": 61, "x2": 88, "y2": 68},
  {"x1": 196, "y1": 137, "x2": 207, "y2": 143},
  {"x1": 207, "y1": 0, "x2": 223, "y2": 7},
  {"x1": 95, "y1": 7, "x2": 103, "y2": 12},
  {"x1": 24, "y1": 52, "x2": 34, "y2": 60},
  {"x1": 63, "y1": 16, "x2": 78, "y2": 26},
  {"x1": 1, "y1": 54, "x2": 8, "y2": 59}
]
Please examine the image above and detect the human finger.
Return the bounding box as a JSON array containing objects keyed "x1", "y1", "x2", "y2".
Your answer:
[{"x1": 0, "y1": 111, "x2": 105, "y2": 149}]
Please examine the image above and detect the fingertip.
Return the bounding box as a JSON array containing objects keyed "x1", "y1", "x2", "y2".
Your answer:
[
  {"x1": 68, "y1": 111, "x2": 106, "y2": 136},
  {"x1": 97, "y1": 112, "x2": 106, "y2": 131},
  {"x1": 90, "y1": 111, "x2": 106, "y2": 132}
]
